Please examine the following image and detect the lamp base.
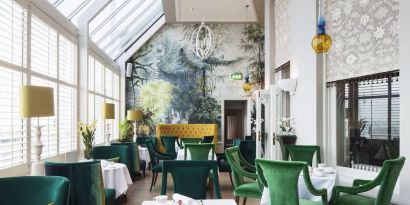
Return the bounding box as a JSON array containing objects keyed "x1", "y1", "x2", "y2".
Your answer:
[
  {"x1": 31, "y1": 161, "x2": 45, "y2": 176},
  {"x1": 31, "y1": 125, "x2": 44, "y2": 176}
]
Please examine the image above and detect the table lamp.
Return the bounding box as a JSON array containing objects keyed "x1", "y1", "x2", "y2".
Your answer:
[
  {"x1": 20, "y1": 85, "x2": 54, "y2": 176},
  {"x1": 127, "y1": 110, "x2": 143, "y2": 142},
  {"x1": 102, "y1": 103, "x2": 115, "y2": 145}
]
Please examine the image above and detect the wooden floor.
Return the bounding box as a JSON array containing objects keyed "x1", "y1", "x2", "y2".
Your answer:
[{"x1": 124, "y1": 171, "x2": 261, "y2": 205}]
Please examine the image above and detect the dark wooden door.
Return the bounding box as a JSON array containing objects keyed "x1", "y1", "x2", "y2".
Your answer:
[{"x1": 224, "y1": 109, "x2": 244, "y2": 147}]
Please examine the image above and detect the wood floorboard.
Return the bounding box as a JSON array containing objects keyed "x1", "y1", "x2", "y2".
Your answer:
[{"x1": 124, "y1": 171, "x2": 260, "y2": 205}]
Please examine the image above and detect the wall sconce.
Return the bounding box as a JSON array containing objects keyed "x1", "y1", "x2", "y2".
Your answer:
[{"x1": 277, "y1": 78, "x2": 297, "y2": 95}]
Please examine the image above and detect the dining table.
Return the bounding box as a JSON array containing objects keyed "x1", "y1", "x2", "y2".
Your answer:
[
  {"x1": 260, "y1": 168, "x2": 337, "y2": 204},
  {"x1": 141, "y1": 199, "x2": 237, "y2": 205},
  {"x1": 139, "y1": 146, "x2": 151, "y2": 164},
  {"x1": 101, "y1": 161, "x2": 133, "y2": 198}
]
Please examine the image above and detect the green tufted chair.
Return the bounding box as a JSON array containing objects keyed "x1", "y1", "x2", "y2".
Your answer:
[
  {"x1": 283, "y1": 145, "x2": 321, "y2": 167},
  {"x1": 256, "y1": 158, "x2": 328, "y2": 205},
  {"x1": 160, "y1": 160, "x2": 222, "y2": 199},
  {"x1": 184, "y1": 143, "x2": 215, "y2": 160},
  {"x1": 0, "y1": 176, "x2": 70, "y2": 205},
  {"x1": 179, "y1": 137, "x2": 202, "y2": 149},
  {"x1": 161, "y1": 136, "x2": 178, "y2": 158},
  {"x1": 111, "y1": 141, "x2": 140, "y2": 177},
  {"x1": 330, "y1": 156, "x2": 405, "y2": 205},
  {"x1": 146, "y1": 138, "x2": 174, "y2": 191},
  {"x1": 45, "y1": 161, "x2": 115, "y2": 205},
  {"x1": 225, "y1": 147, "x2": 261, "y2": 205}
]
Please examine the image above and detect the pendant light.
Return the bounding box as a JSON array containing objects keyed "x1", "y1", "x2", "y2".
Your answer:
[
  {"x1": 312, "y1": 0, "x2": 332, "y2": 53},
  {"x1": 192, "y1": 0, "x2": 213, "y2": 60}
]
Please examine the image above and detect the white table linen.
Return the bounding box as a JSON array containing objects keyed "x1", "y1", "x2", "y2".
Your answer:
[
  {"x1": 176, "y1": 148, "x2": 217, "y2": 160},
  {"x1": 139, "y1": 146, "x2": 151, "y2": 164},
  {"x1": 260, "y1": 169, "x2": 336, "y2": 204},
  {"x1": 101, "y1": 162, "x2": 133, "y2": 198},
  {"x1": 141, "y1": 199, "x2": 237, "y2": 205}
]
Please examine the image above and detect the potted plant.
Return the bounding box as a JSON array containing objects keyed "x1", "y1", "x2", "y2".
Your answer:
[
  {"x1": 119, "y1": 118, "x2": 134, "y2": 142},
  {"x1": 78, "y1": 121, "x2": 96, "y2": 159}
]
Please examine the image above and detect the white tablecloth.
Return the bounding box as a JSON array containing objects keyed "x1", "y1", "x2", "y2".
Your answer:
[
  {"x1": 139, "y1": 146, "x2": 151, "y2": 164},
  {"x1": 101, "y1": 162, "x2": 133, "y2": 198},
  {"x1": 260, "y1": 169, "x2": 336, "y2": 204},
  {"x1": 141, "y1": 199, "x2": 237, "y2": 205},
  {"x1": 176, "y1": 149, "x2": 217, "y2": 160}
]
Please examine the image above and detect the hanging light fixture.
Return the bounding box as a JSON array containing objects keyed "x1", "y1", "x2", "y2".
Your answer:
[
  {"x1": 312, "y1": 0, "x2": 332, "y2": 53},
  {"x1": 192, "y1": 0, "x2": 213, "y2": 60}
]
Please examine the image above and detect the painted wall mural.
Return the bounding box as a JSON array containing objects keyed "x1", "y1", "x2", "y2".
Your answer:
[
  {"x1": 326, "y1": 0, "x2": 399, "y2": 82},
  {"x1": 126, "y1": 24, "x2": 264, "y2": 125}
]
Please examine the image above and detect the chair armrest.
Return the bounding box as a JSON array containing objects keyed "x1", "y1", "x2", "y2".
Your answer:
[
  {"x1": 302, "y1": 168, "x2": 328, "y2": 205},
  {"x1": 238, "y1": 153, "x2": 256, "y2": 172},
  {"x1": 156, "y1": 152, "x2": 174, "y2": 160},
  {"x1": 353, "y1": 179, "x2": 372, "y2": 186},
  {"x1": 331, "y1": 179, "x2": 381, "y2": 203}
]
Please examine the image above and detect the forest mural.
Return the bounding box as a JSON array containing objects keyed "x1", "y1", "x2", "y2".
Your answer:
[{"x1": 126, "y1": 24, "x2": 264, "y2": 129}]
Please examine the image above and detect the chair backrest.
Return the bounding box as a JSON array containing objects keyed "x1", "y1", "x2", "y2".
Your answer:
[
  {"x1": 283, "y1": 145, "x2": 321, "y2": 167},
  {"x1": 180, "y1": 137, "x2": 202, "y2": 148},
  {"x1": 110, "y1": 141, "x2": 140, "y2": 175},
  {"x1": 161, "y1": 136, "x2": 177, "y2": 154},
  {"x1": 45, "y1": 161, "x2": 105, "y2": 205},
  {"x1": 244, "y1": 135, "x2": 253, "y2": 140},
  {"x1": 146, "y1": 139, "x2": 160, "y2": 167},
  {"x1": 0, "y1": 176, "x2": 69, "y2": 205},
  {"x1": 184, "y1": 143, "x2": 215, "y2": 160},
  {"x1": 160, "y1": 160, "x2": 221, "y2": 199},
  {"x1": 239, "y1": 140, "x2": 256, "y2": 165},
  {"x1": 233, "y1": 139, "x2": 242, "y2": 147},
  {"x1": 256, "y1": 159, "x2": 307, "y2": 205},
  {"x1": 202, "y1": 135, "x2": 214, "y2": 143},
  {"x1": 136, "y1": 136, "x2": 151, "y2": 147},
  {"x1": 92, "y1": 145, "x2": 129, "y2": 166},
  {"x1": 375, "y1": 156, "x2": 405, "y2": 205},
  {"x1": 225, "y1": 147, "x2": 251, "y2": 187}
]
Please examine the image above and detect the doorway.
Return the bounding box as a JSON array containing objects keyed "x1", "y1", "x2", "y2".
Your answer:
[{"x1": 224, "y1": 100, "x2": 248, "y2": 147}]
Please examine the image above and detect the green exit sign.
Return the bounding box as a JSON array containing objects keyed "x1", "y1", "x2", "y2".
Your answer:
[{"x1": 229, "y1": 72, "x2": 243, "y2": 80}]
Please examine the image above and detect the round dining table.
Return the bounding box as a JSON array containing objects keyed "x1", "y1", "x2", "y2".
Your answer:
[
  {"x1": 260, "y1": 168, "x2": 337, "y2": 204},
  {"x1": 101, "y1": 162, "x2": 133, "y2": 198}
]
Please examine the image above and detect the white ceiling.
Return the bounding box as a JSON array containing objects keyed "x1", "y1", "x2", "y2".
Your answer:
[{"x1": 166, "y1": 0, "x2": 260, "y2": 23}]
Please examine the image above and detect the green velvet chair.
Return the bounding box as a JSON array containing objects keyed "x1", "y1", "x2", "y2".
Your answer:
[
  {"x1": 160, "y1": 160, "x2": 222, "y2": 199},
  {"x1": 146, "y1": 138, "x2": 174, "y2": 191},
  {"x1": 0, "y1": 176, "x2": 70, "y2": 205},
  {"x1": 202, "y1": 135, "x2": 214, "y2": 143},
  {"x1": 136, "y1": 136, "x2": 151, "y2": 147},
  {"x1": 239, "y1": 140, "x2": 256, "y2": 165},
  {"x1": 111, "y1": 141, "x2": 140, "y2": 177},
  {"x1": 283, "y1": 145, "x2": 321, "y2": 167},
  {"x1": 45, "y1": 161, "x2": 115, "y2": 205},
  {"x1": 256, "y1": 158, "x2": 328, "y2": 205},
  {"x1": 160, "y1": 136, "x2": 178, "y2": 158},
  {"x1": 233, "y1": 139, "x2": 242, "y2": 147},
  {"x1": 330, "y1": 156, "x2": 405, "y2": 205},
  {"x1": 184, "y1": 143, "x2": 215, "y2": 160},
  {"x1": 179, "y1": 137, "x2": 202, "y2": 149},
  {"x1": 216, "y1": 152, "x2": 233, "y2": 186},
  {"x1": 92, "y1": 145, "x2": 130, "y2": 165},
  {"x1": 225, "y1": 147, "x2": 261, "y2": 205}
]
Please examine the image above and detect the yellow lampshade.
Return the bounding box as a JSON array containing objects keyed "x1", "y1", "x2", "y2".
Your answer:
[
  {"x1": 127, "y1": 110, "x2": 143, "y2": 121},
  {"x1": 102, "y1": 103, "x2": 115, "y2": 119},
  {"x1": 20, "y1": 85, "x2": 54, "y2": 118},
  {"x1": 312, "y1": 33, "x2": 332, "y2": 53},
  {"x1": 243, "y1": 82, "x2": 253, "y2": 93}
]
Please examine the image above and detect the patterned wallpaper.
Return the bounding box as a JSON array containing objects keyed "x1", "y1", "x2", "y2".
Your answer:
[
  {"x1": 326, "y1": 0, "x2": 399, "y2": 82},
  {"x1": 275, "y1": 0, "x2": 290, "y2": 67}
]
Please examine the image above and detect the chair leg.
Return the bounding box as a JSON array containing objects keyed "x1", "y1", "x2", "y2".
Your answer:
[
  {"x1": 208, "y1": 178, "x2": 214, "y2": 199},
  {"x1": 150, "y1": 172, "x2": 156, "y2": 192},
  {"x1": 242, "y1": 197, "x2": 247, "y2": 205},
  {"x1": 235, "y1": 196, "x2": 239, "y2": 204},
  {"x1": 143, "y1": 168, "x2": 146, "y2": 177},
  {"x1": 153, "y1": 172, "x2": 159, "y2": 187},
  {"x1": 228, "y1": 172, "x2": 233, "y2": 187}
]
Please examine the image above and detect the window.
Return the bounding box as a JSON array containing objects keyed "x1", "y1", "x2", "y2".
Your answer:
[{"x1": 333, "y1": 71, "x2": 400, "y2": 169}]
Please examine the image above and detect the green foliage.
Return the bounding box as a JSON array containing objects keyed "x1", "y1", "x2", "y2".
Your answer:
[
  {"x1": 119, "y1": 119, "x2": 133, "y2": 142},
  {"x1": 189, "y1": 96, "x2": 221, "y2": 123},
  {"x1": 78, "y1": 121, "x2": 96, "y2": 159},
  {"x1": 138, "y1": 80, "x2": 173, "y2": 118},
  {"x1": 136, "y1": 109, "x2": 156, "y2": 137},
  {"x1": 241, "y1": 24, "x2": 265, "y2": 85}
]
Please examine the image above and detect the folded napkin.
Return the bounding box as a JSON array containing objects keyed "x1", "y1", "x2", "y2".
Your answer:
[{"x1": 172, "y1": 193, "x2": 196, "y2": 205}]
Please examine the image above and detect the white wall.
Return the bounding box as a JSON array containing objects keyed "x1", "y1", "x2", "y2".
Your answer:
[
  {"x1": 289, "y1": 0, "x2": 318, "y2": 145},
  {"x1": 399, "y1": 0, "x2": 410, "y2": 203}
]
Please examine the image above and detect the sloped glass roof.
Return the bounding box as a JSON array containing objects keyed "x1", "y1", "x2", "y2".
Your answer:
[{"x1": 48, "y1": 0, "x2": 164, "y2": 60}]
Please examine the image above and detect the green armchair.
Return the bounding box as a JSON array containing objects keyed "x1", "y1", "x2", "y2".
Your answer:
[
  {"x1": 239, "y1": 140, "x2": 256, "y2": 165},
  {"x1": 161, "y1": 136, "x2": 178, "y2": 158},
  {"x1": 184, "y1": 143, "x2": 215, "y2": 160},
  {"x1": 160, "y1": 160, "x2": 222, "y2": 199},
  {"x1": 45, "y1": 161, "x2": 115, "y2": 205},
  {"x1": 256, "y1": 158, "x2": 328, "y2": 205},
  {"x1": 92, "y1": 145, "x2": 129, "y2": 164},
  {"x1": 225, "y1": 147, "x2": 261, "y2": 205},
  {"x1": 0, "y1": 176, "x2": 69, "y2": 205},
  {"x1": 330, "y1": 156, "x2": 405, "y2": 205},
  {"x1": 283, "y1": 145, "x2": 321, "y2": 167},
  {"x1": 111, "y1": 141, "x2": 140, "y2": 177},
  {"x1": 179, "y1": 137, "x2": 202, "y2": 149},
  {"x1": 146, "y1": 138, "x2": 175, "y2": 191}
]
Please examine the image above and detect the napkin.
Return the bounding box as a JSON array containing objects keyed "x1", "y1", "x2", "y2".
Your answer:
[{"x1": 172, "y1": 193, "x2": 196, "y2": 205}]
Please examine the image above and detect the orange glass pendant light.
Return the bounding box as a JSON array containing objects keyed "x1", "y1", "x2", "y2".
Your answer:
[{"x1": 312, "y1": 1, "x2": 332, "y2": 53}]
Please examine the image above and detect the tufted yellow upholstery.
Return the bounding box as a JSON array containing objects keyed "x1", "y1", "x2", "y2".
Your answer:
[{"x1": 156, "y1": 124, "x2": 217, "y2": 152}]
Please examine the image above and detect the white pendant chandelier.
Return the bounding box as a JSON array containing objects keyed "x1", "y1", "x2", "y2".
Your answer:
[{"x1": 192, "y1": 0, "x2": 213, "y2": 60}]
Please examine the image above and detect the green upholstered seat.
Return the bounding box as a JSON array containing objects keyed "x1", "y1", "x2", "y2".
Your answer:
[
  {"x1": 160, "y1": 160, "x2": 222, "y2": 199},
  {"x1": 92, "y1": 145, "x2": 129, "y2": 165},
  {"x1": 184, "y1": 143, "x2": 215, "y2": 160},
  {"x1": 179, "y1": 137, "x2": 202, "y2": 149},
  {"x1": 256, "y1": 158, "x2": 328, "y2": 205},
  {"x1": 202, "y1": 135, "x2": 214, "y2": 143},
  {"x1": 45, "y1": 160, "x2": 115, "y2": 205},
  {"x1": 225, "y1": 147, "x2": 261, "y2": 205},
  {"x1": 111, "y1": 141, "x2": 140, "y2": 176},
  {"x1": 161, "y1": 136, "x2": 178, "y2": 158},
  {"x1": 0, "y1": 176, "x2": 69, "y2": 205},
  {"x1": 283, "y1": 145, "x2": 321, "y2": 167},
  {"x1": 330, "y1": 156, "x2": 405, "y2": 205},
  {"x1": 239, "y1": 140, "x2": 256, "y2": 165},
  {"x1": 146, "y1": 138, "x2": 174, "y2": 191}
]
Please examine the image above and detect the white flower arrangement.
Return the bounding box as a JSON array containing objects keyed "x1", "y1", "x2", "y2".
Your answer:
[{"x1": 278, "y1": 118, "x2": 295, "y2": 135}]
